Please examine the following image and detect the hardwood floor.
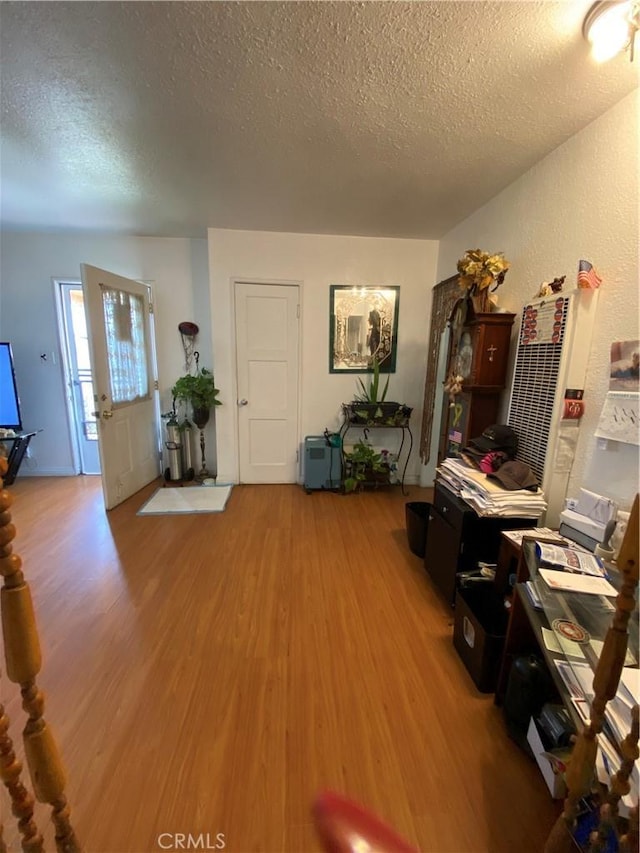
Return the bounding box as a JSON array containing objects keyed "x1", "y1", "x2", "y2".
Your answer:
[{"x1": 2, "y1": 476, "x2": 557, "y2": 852}]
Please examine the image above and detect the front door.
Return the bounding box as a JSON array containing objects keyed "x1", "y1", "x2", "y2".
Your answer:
[
  {"x1": 234, "y1": 282, "x2": 300, "y2": 483},
  {"x1": 81, "y1": 264, "x2": 160, "y2": 509}
]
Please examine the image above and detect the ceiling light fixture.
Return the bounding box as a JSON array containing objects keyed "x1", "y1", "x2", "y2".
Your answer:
[{"x1": 583, "y1": 0, "x2": 639, "y2": 62}]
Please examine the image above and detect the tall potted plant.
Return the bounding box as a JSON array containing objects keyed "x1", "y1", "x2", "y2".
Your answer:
[
  {"x1": 344, "y1": 357, "x2": 412, "y2": 427},
  {"x1": 171, "y1": 368, "x2": 222, "y2": 480}
]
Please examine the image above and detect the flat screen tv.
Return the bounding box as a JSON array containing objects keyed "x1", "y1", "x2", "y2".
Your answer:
[{"x1": 0, "y1": 342, "x2": 23, "y2": 431}]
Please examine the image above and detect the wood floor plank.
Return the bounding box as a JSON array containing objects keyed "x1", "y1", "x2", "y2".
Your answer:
[{"x1": 1, "y1": 477, "x2": 558, "y2": 852}]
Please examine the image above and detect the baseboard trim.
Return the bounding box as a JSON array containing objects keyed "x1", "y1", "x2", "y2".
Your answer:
[{"x1": 19, "y1": 468, "x2": 77, "y2": 477}]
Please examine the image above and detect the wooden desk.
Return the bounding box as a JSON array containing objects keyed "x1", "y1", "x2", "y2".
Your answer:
[{"x1": 424, "y1": 482, "x2": 537, "y2": 605}]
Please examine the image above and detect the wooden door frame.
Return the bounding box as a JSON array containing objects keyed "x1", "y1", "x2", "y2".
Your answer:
[
  {"x1": 229, "y1": 277, "x2": 303, "y2": 484},
  {"x1": 52, "y1": 277, "x2": 83, "y2": 475}
]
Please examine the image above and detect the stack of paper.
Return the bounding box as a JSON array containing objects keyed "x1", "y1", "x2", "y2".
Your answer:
[
  {"x1": 436, "y1": 458, "x2": 547, "y2": 518},
  {"x1": 538, "y1": 569, "x2": 617, "y2": 597}
]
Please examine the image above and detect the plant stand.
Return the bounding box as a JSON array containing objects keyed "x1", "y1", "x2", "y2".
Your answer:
[
  {"x1": 196, "y1": 428, "x2": 210, "y2": 481},
  {"x1": 192, "y1": 406, "x2": 211, "y2": 482},
  {"x1": 339, "y1": 404, "x2": 413, "y2": 495}
]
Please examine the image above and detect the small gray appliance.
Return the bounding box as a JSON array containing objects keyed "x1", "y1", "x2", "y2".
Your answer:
[{"x1": 303, "y1": 435, "x2": 341, "y2": 492}]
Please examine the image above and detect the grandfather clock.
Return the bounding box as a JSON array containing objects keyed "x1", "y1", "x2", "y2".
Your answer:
[{"x1": 439, "y1": 307, "x2": 516, "y2": 461}]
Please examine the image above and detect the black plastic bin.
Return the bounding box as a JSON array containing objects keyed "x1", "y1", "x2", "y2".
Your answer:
[
  {"x1": 405, "y1": 501, "x2": 431, "y2": 558},
  {"x1": 453, "y1": 585, "x2": 509, "y2": 693}
]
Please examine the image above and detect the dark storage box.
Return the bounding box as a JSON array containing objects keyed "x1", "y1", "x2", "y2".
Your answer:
[
  {"x1": 453, "y1": 585, "x2": 508, "y2": 693},
  {"x1": 405, "y1": 502, "x2": 431, "y2": 558}
]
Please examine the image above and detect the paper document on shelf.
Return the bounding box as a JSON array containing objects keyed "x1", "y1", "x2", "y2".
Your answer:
[
  {"x1": 620, "y1": 668, "x2": 640, "y2": 704},
  {"x1": 501, "y1": 527, "x2": 563, "y2": 546},
  {"x1": 538, "y1": 569, "x2": 617, "y2": 596},
  {"x1": 541, "y1": 627, "x2": 585, "y2": 659},
  {"x1": 595, "y1": 747, "x2": 609, "y2": 786},
  {"x1": 590, "y1": 638, "x2": 636, "y2": 668},
  {"x1": 572, "y1": 697, "x2": 590, "y2": 724},
  {"x1": 571, "y1": 661, "x2": 595, "y2": 698},
  {"x1": 606, "y1": 696, "x2": 634, "y2": 744},
  {"x1": 536, "y1": 542, "x2": 605, "y2": 576},
  {"x1": 555, "y1": 660, "x2": 587, "y2": 698}
]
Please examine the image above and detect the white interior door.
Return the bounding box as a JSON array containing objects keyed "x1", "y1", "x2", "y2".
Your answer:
[
  {"x1": 81, "y1": 264, "x2": 160, "y2": 509},
  {"x1": 235, "y1": 282, "x2": 299, "y2": 483}
]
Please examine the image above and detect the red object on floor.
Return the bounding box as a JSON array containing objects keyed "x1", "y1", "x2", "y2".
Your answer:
[{"x1": 312, "y1": 790, "x2": 418, "y2": 853}]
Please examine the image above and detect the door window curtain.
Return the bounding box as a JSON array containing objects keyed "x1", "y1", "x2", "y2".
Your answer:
[{"x1": 102, "y1": 287, "x2": 149, "y2": 404}]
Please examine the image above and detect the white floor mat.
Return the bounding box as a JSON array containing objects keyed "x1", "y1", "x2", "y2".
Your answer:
[{"x1": 137, "y1": 485, "x2": 233, "y2": 515}]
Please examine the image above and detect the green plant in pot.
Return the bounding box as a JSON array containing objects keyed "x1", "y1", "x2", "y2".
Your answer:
[
  {"x1": 343, "y1": 440, "x2": 389, "y2": 493},
  {"x1": 171, "y1": 368, "x2": 222, "y2": 480},
  {"x1": 171, "y1": 368, "x2": 221, "y2": 429},
  {"x1": 353, "y1": 356, "x2": 390, "y2": 419},
  {"x1": 346, "y1": 357, "x2": 412, "y2": 427}
]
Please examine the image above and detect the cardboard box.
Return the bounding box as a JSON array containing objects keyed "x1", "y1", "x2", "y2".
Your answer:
[{"x1": 527, "y1": 717, "x2": 568, "y2": 799}]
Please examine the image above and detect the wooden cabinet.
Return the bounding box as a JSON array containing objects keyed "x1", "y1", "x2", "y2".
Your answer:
[
  {"x1": 424, "y1": 483, "x2": 536, "y2": 605},
  {"x1": 463, "y1": 312, "x2": 515, "y2": 388},
  {"x1": 439, "y1": 309, "x2": 515, "y2": 461}
]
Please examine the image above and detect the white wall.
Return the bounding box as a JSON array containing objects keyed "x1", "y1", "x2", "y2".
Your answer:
[
  {"x1": 437, "y1": 91, "x2": 639, "y2": 509},
  {"x1": 0, "y1": 233, "x2": 211, "y2": 477},
  {"x1": 209, "y1": 229, "x2": 438, "y2": 484}
]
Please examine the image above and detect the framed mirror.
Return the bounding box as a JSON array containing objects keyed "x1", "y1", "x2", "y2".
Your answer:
[{"x1": 329, "y1": 285, "x2": 400, "y2": 373}]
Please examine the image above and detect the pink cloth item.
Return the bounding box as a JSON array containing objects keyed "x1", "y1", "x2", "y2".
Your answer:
[
  {"x1": 479, "y1": 452, "x2": 497, "y2": 473},
  {"x1": 479, "y1": 451, "x2": 508, "y2": 473}
]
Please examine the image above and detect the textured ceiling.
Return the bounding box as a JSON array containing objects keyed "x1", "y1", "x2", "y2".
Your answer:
[{"x1": 0, "y1": 1, "x2": 638, "y2": 239}]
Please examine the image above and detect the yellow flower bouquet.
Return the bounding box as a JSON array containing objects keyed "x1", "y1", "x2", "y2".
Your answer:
[{"x1": 457, "y1": 249, "x2": 510, "y2": 312}]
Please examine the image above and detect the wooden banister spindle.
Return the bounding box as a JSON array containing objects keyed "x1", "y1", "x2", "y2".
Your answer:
[
  {"x1": 0, "y1": 700, "x2": 43, "y2": 851},
  {"x1": 619, "y1": 804, "x2": 638, "y2": 852},
  {"x1": 545, "y1": 494, "x2": 639, "y2": 853},
  {"x1": 0, "y1": 459, "x2": 80, "y2": 852},
  {"x1": 606, "y1": 704, "x2": 640, "y2": 814}
]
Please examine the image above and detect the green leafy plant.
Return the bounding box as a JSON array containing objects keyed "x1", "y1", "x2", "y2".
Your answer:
[
  {"x1": 353, "y1": 356, "x2": 390, "y2": 420},
  {"x1": 171, "y1": 368, "x2": 222, "y2": 411},
  {"x1": 343, "y1": 440, "x2": 388, "y2": 493}
]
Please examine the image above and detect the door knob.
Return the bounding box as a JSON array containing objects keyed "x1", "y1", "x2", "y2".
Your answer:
[
  {"x1": 102, "y1": 409, "x2": 114, "y2": 419},
  {"x1": 238, "y1": 399, "x2": 248, "y2": 406}
]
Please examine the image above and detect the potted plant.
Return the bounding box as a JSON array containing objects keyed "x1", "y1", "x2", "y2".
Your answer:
[
  {"x1": 171, "y1": 368, "x2": 222, "y2": 481},
  {"x1": 342, "y1": 440, "x2": 389, "y2": 493},
  {"x1": 343, "y1": 357, "x2": 412, "y2": 427},
  {"x1": 171, "y1": 367, "x2": 222, "y2": 429}
]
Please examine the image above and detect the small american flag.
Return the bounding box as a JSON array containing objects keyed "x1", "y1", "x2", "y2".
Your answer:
[{"x1": 577, "y1": 259, "x2": 602, "y2": 290}]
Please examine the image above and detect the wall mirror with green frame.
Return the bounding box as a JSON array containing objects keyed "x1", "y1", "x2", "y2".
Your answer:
[{"x1": 329, "y1": 285, "x2": 400, "y2": 374}]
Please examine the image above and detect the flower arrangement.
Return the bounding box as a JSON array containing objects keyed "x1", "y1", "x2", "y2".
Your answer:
[{"x1": 457, "y1": 249, "x2": 510, "y2": 311}]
